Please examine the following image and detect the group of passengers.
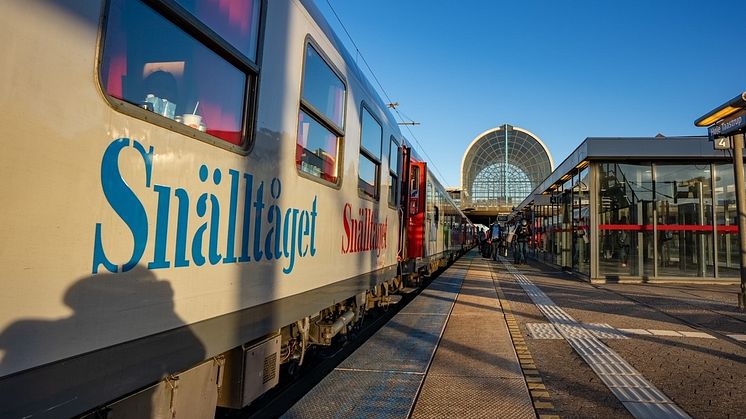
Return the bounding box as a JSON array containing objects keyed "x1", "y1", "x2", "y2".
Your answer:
[{"x1": 480, "y1": 219, "x2": 532, "y2": 264}]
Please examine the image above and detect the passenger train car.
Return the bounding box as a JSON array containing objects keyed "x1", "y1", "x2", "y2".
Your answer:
[
  {"x1": 0, "y1": 0, "x2": 473, "y2": 417},
  {"x1": 404, "y1": 150, "x2": 475, "y2": 279}
]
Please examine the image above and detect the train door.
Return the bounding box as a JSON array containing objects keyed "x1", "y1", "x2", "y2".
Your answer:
[
  {"x1": 406, "y1": 159, "x2": 426, "y2": 259},
  {"x1": 399, "y1": 146, "x2": 411, "y2": 261},
  {"x1": 391, "y1": 142, "x2": 405, "y2": 262}
]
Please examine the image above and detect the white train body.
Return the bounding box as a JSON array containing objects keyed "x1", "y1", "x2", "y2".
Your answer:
[{"x1": 0, "y1": 0, "x2": 470, "y2": 417}]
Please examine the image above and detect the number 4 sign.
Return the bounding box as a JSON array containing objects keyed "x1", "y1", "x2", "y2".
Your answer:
[{"x1": 714, "y1": 136, "x2": 732, "y2": 150}]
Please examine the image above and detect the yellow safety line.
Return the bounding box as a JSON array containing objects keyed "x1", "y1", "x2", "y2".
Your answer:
[{"x1": 490, "y1": 263, "x2": 561, "y2": 419}]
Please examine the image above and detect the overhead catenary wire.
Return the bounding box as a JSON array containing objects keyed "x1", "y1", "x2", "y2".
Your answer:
[{"x1": 322, "y1": 0, "x2": 454, "y2": 187}]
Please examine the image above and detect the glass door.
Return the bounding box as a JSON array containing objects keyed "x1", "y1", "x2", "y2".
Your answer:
[{"x1": 654, "y1": 164, "x2": 714, "y2": 278}]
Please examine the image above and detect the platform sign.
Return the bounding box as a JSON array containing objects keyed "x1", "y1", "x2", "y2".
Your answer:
[
  {"x1": 714, "y1": 136, "x2": 732, "y2": 150},
  {"x1": 708, "y1": 110, "x2": 746, "y2": 141}
]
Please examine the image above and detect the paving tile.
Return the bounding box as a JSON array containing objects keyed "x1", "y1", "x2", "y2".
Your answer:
[
  {"x1": 648, "y1": 329, "x2": 682, "y2": 337},
  {"x1": 283, "y1": 370, "x2": 422, "y2": 419},
  {"x1": 621, "y1": 401, "x2": 692, "y2": 419},
  {"x1": 501, "y1": 259, "x2": 692, "y2": 419},
  {"x1": 678, "y1": 331, "x2": 716, "y2": 339},
  {"x1": 608, "y1": 384, "x2": 670, "y2": 403},
  {"x1": 527, "y1": 323, "x2": 563, "y2": 339},
  {"x1": 583, "y1": 323, "x2": 629, "y2": 339},
  {"x1": 618, "y1": 328, "x2": 652, "y2": 335},
  {"x1": 412, "y1": 376, "x2": 534, "y2": 419}
]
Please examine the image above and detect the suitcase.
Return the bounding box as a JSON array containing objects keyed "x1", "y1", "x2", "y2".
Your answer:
[{"x1": 481, "y1": 243, "x2": 491, "y2": 258}]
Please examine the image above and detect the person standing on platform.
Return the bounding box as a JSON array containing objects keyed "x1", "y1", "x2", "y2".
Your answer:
[
  {"x1": 505, "y1": 222, "x2": 516, "y2": 262},
  {"x1": 659, "y1": 217, "x2": 673, "y2": 267},
  {"x1": 490, "y1": 222, "x2": 502, "y2": 261},
  {"x1": 617, "y1": 216, "x2": 630, "y2": 268},
  {"x1": 480, "y1": 228, "x2": 491, "y2": 258},
  {"x1": 516, "y1": 219, "x2": 531, "y2": 264}
]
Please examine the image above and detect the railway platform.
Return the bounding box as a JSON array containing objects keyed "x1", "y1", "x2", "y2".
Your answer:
[{"x1": 283, "y1": 249, "x2": 746, "y2": 419}]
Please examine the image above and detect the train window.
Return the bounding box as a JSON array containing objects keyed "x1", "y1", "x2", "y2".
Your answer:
[
  {"x1": 173, "y1": 0, "x2": 261, "y2": 62},
  {"x1": 301, "y1": 45, "x2": 346, "y2": 131},
  {"x1": 358, "y1": 155, "x2": 379, "y2": 198},
  {"x1": 409, "y1": 165, "x2": 420, "y2": 215},
  {"x1": 297, "y1": 43, "x2": 345, "y2": 184},
  {"x1": 388, "y1": 137, "x2": 400, "y2": 207},
  {"x1": 358, "y1": 106, "x2": 382, "y2": 199},
  {"x1": 360, "y1": 109, "x2": 382, "y2": 158},
  {"x1": 297, "y1": 110, "x2": 339, "y2": 183},
  {"x1": 100, "y1": 0, "x2": 257, "y2": 147},
  {"x1": 410, "y1": 165, "x2": 420, "y2": 196}
]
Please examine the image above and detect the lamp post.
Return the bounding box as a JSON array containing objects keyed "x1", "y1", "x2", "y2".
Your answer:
[{"x1": 695, "y1": 92, "x2": 746, "y2": 309}]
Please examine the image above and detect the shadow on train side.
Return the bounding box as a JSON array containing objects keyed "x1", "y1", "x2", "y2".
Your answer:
[
  {"x1": 0, "y1": 267, "x2": 206, "y2": 418},
  {"x1": 35, "y1": 0, "x2": 100, "y2": 27}
]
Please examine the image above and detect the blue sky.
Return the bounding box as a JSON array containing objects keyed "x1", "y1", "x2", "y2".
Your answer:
[{"x1": 313, "y1": 0, "x2": 746, "y2": 187}]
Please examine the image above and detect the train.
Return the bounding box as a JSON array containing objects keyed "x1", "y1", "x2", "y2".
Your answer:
[{"x1": 0, "y1": 0, "x2": 476, "y2": 417}]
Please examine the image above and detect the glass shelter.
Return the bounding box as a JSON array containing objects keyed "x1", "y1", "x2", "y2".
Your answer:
[{"x1": 514, "y1": 136, "x2": 740, "y2": 281}]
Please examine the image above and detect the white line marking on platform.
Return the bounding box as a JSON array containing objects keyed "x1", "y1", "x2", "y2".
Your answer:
[
  {"x1": 618, "y1": 328, "x2": 652, "y2": 335},
  {"x1": 648, "y1": 329, "x2": 682, "y2": 337},
  {"x1": 619, "y1": 328, "x2": 716, "y2": 339},
  {"x1": 678, "y1": 331, "x2": 716, "y2": 339},
  {"x1": 728, "y1": 334, "x2": 746, "y2": 341}
]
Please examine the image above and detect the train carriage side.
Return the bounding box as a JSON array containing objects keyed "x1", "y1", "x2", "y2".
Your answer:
[
  {"x1": 402, "y1": 147, "x2": 469, "y2": 279},
  {"x1": 424, "y1": 166, "x2": 466, "y2": 265},
  {"x1": 0, "y1": 0, "x2": 409, "y2": 417}
]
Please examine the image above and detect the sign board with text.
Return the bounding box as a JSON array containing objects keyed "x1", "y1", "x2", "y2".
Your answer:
[{"x1": 709, "y1": 110, "x2": 746, "y2": 140}]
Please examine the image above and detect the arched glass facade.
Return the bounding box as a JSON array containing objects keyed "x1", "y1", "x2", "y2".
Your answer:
[{"x1": 461, "y1": 124, "x2": 553, "y2": 210}]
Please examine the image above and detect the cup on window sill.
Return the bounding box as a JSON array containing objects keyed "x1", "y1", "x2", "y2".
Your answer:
[{"x1": 182, "y1": 114, "x2": 202, "y2": 130}]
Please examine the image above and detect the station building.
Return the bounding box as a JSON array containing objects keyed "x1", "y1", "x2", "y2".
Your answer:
[
  {"x1": 512, "y1": 135, "x2": 740, "y2": 282},
  {"x1": 459, "y1": 124, "x2": 553, "y2": 224}
]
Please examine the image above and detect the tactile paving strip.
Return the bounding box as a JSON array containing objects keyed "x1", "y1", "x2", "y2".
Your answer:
[
  {"x1": 526, "y1": 323, "x2": 564, "y2": 339},
  {"x1": 583, "y1": 323, "x2": 630, "y2": 339},
  {"x1": 501, "y1": 258, "x2": 692, "y2": 419},
  {"x1": 527, "y1": 323, "x2": 629, "y2": 340}
]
